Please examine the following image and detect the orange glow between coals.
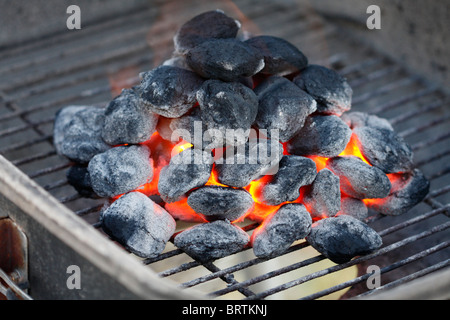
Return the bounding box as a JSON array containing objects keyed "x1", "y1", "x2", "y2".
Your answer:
[
  {"x1": 164, "y1": 197, "x2": 205, "y2": 223},
  {"x1": 362, "y1": 172, "x2": 403, "y2": 207},
  {"x1": 171, "y1": 140, "x2": 193, "y2": 157},
  {"x1": 108, "y1": 128, "x2": 396, "y2": 225},
  {"x1": 244, "y1": 175, "x2": 281, "y2": 222},
  {"x1": 304, "y1": 133, "x2": 371, "y2": 174},
  {"x1": 205, "y1": 165, "x2": 228, "y2": 188},
  {"x1": 338, "y1": 133, "x2": 371, "y2": 165},
  {"x1": 308, "y1": 155, "x2": 329, "y2": 172}
]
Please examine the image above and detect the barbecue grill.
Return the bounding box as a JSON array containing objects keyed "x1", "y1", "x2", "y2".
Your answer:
[{"x1": 0, "y1": 0, "x2": 449, "y2": 300}]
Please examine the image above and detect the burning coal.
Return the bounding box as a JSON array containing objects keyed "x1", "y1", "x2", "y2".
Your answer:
[{"x1": 53, "y1": 10, "x2": 429, "y2": 264}]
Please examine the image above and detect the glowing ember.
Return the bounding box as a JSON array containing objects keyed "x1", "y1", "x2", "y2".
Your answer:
[
  {"x1": 205, "y1": 165, "x2": 228, "y2": 188},
  {"x1": 104, "y1": 114, "x2": 415, "y2": 228},
  {"x1": 308, "y1": 155, "x2": 329, "y2": 172},
  {"x1": 130, "y1": 132, "x2": 175, "y2": 197},
  {"x1": 244, "y1": 175, "x2": 305, "y2": 222},
  {"x1": 171, "y1": 141, "x2": 194, "y2": 157},
  {"x1": 338, "y1": 133, "x2": 371, "y2": 165},
  {"x1": 165, "y1": 197, "x2": 205, "y2": 222}
]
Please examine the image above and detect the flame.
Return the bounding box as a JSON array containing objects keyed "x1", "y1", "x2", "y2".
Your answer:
[
  {"x1": 339, "y1": 133, "x2": 371, "y2": 165},
  {"x1": 171, "y1": 141, "x2": 193, "y2": 157},
  {"x1": 246, "y1": 175, "x2": 272, "y2": 202},
  {"x1": 303, "y1": 133, "x2": 371, "y2": 173},
  {"x1": 308, "y1": 155, "x2": 329, "y2": 172},
  {"x1": 243, "y1": 175, "x2": 305, "y2": 222},
  {"x1": 205, "y1": 165, "x2": 228, "y2": 187},
  {"x1": 165, "y1": 197, "x2": 206, "y2": 223}
]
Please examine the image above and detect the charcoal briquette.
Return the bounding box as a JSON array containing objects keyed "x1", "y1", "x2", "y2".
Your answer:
[
  {"x1": 156, "y1": 108, "x2": 205, "y2": 144},
  {"x1": 53, "y1": 105, "x2": 111, "y2": 163},
  {"x1": 187, "y1": 186, "x2": 254, "y2": 222},
  {"x1": 102, "y1": 88, "x2": 158, "y2": 145},
  {"x1": 257, "y1": 155, "x2": 317, "y2": 205},
  {"x1": 287, "y1": 115, "x2": 352, "y2": 158},
  {"x1": 101, "y1": 192, "x2": 176, "y2": 258},
  {"x1": 341, "y1": 111, "x2": 393, "y2": 131},
  {"x1": 197, "y1": 80, "x2": 258, "y2": 146},
  {"x1": 302, "y1": 168, "x2": 341, "y2": 219},
  {"x1": 139, "y1": 65, "x2": 204, "y2": 118},
  {"x1": 186, "y1": 38, "x2": 265, "y2": 82},
  {"x1": 253, "y1": 76, "x2": 317, "y2": 142},
  {"x1": 337, "y1": 197, "x2": 369, "y2": 221},
  {"x1": 215, "y1": 138, "x2": 284, "y2": 188},
  {"x1": 252, "y1": 203, "x2": 312, "y2": 258},
  {"x1": 173, "y1": 220, "x2": 250, "y2": 262},
  {"x1": 245, "y1": 35, "x2": 308, "y2": 76},
  {"x1": 293, "y1": 64, "x2": 352, "y2": 116},
  {"x1": 353, "y1": 126, "x2": 414, "y2": 173},
  {"x1": 158, "y1": 147, "x2": 213, "y2": 203},
  {"x1": 174, "y1": 10, "x2": 241, "y2": 54},
  {"x1": 366, "y1": 169, "x2": 430, "y2": 216},
  {"x1": 307, "y1": 215, "x2": 382, "y2": 264},
  {"x1": 169, "y1": 108, "x2": 206, "y2": 145},
  {"x1": 327, "y1": 156, "x2": 391, "y2": 199},
  {"x1": 66, "y1": 164, "x2": 97, "y2": 198},
  {"x1": 88, "y1": 145, "x2": 153, "y2": 198}
]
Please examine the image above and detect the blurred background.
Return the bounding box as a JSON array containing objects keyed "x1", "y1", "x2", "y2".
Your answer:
[{"x1": 1, "y1": 0, "x2": 448, "y2": 89}]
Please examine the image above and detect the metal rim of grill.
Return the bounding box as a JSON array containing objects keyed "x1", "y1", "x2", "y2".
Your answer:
[{"x1": 0, "y1": 0, "x2": 449, "y2": 300}]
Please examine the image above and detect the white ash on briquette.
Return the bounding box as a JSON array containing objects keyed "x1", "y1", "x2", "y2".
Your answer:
[
  {"x1": 337, "y1": 197, "x2": 369, "y2": 221},
  {"x1": 53, "y1": 105, "x2": 111, "y2": 163},
  {"x1": 156, "y1": 107, "x2": 205, "y2": 144},
  {"x1": 101, "y1": 192, "x2": 176, "y2": 258},
  {"x1": 139, "y1": 65, "x2": 204, "y2": 118},
  {"x1": 327, "y1": 156, "x2": 392, "y2": 199},
  {"x1": 253, "y1": 75, "x2": 317, "y2": 142},
  {"x1": 101, "y1": 87, "x2": 159, "y2": 145},
  {"x1": 307, "y1": 215, "x2": 382, "y2": 264},
  {"x1": 341, "y1": 111, "x2": 394, "y2": 131},
  {"x1": 196, "y1": 79, "x2": 258, "y2": 147},
  {"x1": 287, "y1": 114, "x2": 352, "y2": 158},
  {"x1": 157, "y1": 147, "x2": 213, "y2": 203},
  {"x1": 353, "y1": 126, "x2": 414, "y2": 174},
  {"x1": 173, "y1": 220, "x2": 250, "y2": 262},
  {"x1": 187, "y1": 186, "x2": 254, "y2": 222},
  {"x1": 365, "y1": 169, "x2": 430, "y2": 216},
  {"x1": 293, "y1": 64, "x2": 353, "y2": 116},
  {"x1": 251, "y1": 203, "x2": 312, "y2": 258},
  {"x1": 53, "y1": 10, "x2": 430, "y2": 264},
  {"x1": 255, "y1": 155, "x2": 317, "y2": 206},
  {"x1": 245, "y1": 35, "x2": 309, "y2": 76},
  {"x1": 88, "y1": 144, "x2": 153, "y2": 198},
  {"x1": 302, "y1": 168, "x2": 341, "y2": 219},
  {"x1": 214, "y1": 137, "x2": 284, "y2": 188}
]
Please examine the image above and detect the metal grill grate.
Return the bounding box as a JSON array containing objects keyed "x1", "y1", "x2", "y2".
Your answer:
[{"x1": 0, "y1": 0, "x2": 449, "y2": 299}]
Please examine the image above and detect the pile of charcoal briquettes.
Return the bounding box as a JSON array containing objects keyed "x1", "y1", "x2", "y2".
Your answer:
[{"x1": 53, "y1": 11, "x2": 429, "y2": 264}]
